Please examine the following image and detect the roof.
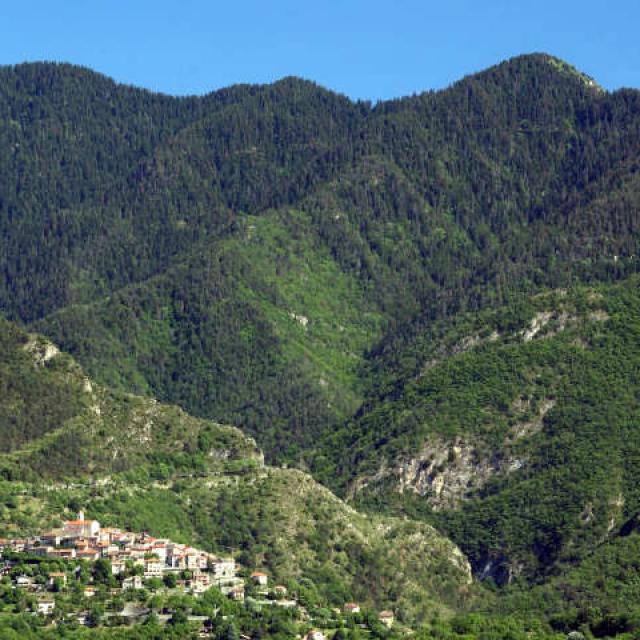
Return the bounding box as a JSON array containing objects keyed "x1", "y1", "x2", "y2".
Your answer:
[
  {"x1": 378, "y1": 611, "x2": 394, "y2": 617},
  {"x1": 251, "y1": 571, "x2": 267, "y2": 577}
]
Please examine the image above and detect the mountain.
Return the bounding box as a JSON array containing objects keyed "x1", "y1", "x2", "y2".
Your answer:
[
  {"x1": 0, "y1": 315, "x2": 474, "y2": 624},
  {"x1": 314, "y1": 275, "x2": 640, "y2": 615},
  {"x1": 0, "y1": 54, "x2": 637, "y2": 462},
  {"x1": 1, "y1": 53, "x2": 640, "y2": 637},
  {"x1": 0, "y1": 314, "x2": 261, "y2": 479}
]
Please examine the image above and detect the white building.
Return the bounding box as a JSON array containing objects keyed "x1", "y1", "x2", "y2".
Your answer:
[
  {"x1": 144, "y1": 560, "x2": 164, "y2": 579},
  {"x1": 123, "y1": 575, "x2": 143, "y2": 590},
  {"x1": 36, "y1": 599, "x2": 56, "y2": 616},
  {"x1": 211, "y1": 557, "x2": 236, "y2": 580},
  {"x1": 251, "y1": 571, "x2": 268, "y2": 586},
  {"x1": 62, "y1": 511, "x2": 100, "y2": 539}
]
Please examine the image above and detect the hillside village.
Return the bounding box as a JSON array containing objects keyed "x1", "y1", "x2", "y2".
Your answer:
[
  {"x1": 0, "y1": 512, "x2": 395, "y2": 636},
  {"x1": 1, "y1": 511, "x2": 240, "y2": 597}
]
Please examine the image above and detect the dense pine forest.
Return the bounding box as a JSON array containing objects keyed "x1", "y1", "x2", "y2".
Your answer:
[{"x1": 1, "y1": 53, "x2": 640, "y2": 638}]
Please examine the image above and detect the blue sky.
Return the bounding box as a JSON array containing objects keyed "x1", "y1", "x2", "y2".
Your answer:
[{"x1": 1, "y1": 1, "x2": 638, "y2": 100}]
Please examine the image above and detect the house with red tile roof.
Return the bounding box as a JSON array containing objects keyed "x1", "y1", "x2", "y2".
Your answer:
[
  {"x1": 62, "y1": 511, "x2": 100, "y2": 539},
  {"x1": 250, "y1": 571, "x2": 268, "y2": 586}
]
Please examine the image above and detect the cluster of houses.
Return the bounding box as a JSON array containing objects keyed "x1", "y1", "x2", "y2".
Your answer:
[
  {"x1": 0, "y1": 512, "x2": 396, "y2": 631},
  {"x1": 0, "y1": 511, "x2": 241, "y2": 597}
]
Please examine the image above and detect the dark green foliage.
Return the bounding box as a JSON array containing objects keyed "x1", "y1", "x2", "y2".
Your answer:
[
  {"x1": 318, "y1": 276, "x2": 640, "y2": 616},
  {"x1": 0, "y1": 321, "x2": 86, "y2": 452},
  {"x1": 0, "y1": 54, "x2": 638, "y2": 461}
]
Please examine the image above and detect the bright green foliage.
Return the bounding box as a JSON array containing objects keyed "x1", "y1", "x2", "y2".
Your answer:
[
  {"x1": 0, "y1": 319, "x2": 474, "y2": 624},
  {"x1": 36, "y1": 209, "x2": 383, "y2": 459}
]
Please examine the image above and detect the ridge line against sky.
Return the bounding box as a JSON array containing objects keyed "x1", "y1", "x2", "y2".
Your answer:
[{"x1": 1, "y1": 0, "x2": 639, "y2": 101}]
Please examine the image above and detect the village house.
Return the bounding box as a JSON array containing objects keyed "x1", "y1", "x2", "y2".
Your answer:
[
  {"x1": 49, "y1": 548, "x2": 76, "y2": 560},
  {"x1": 123, "y1": 575, "x2": 143, "y2": 590},
  {"x1": 378, "y1": 611, "x2": 394, "y2": 627},
  {"x1": 152, "y1": 543, "x2": 169, "y2": 564},
  {"x1": 62, "y1": 511, "x2": 100, "y2": 539},
  {"x1": 210, "y1": 557, "x2": 236, "y2": 581},
  {"x1": 77, "y1": 548, "x2": 100, "y2": 562},
  {"x1": 189, "y1": 571, "x2": 212, "y2": 594},
  {"x1": 36, "y1": 598, "x2": 55, "y2": 616},
  {"x1": 11, "y1": 540, "x2": 27, "y2": 553},
  {"x1": 144, "y1": 558, "x2": 164, "y2": 579},
  {"x1": 15, "y1": 575, "x2": 34, "y2": 589},
  {"x1": 111, "y1": 560, "x2": 126, "y2": 576},
  {"x1": 228, "y1": 584, "x2": 245, "y2": 601},
  {"x1": 305, "y1": 631, "x2": 326, "y2": 640},
  {"x1": 40, "y1": 530, "x2": 64, "y2": 547},
  {"x1": 30, "y1": 545, "x2": 54, "y2": 557},
  {"x1": 99, "y1": 527, "x2": 122, "y2": 544},
  {"x1": 250, "y1": 571, "x2": 268, "y2": 586},
  {"x1": 98, "y1": 541, "x2": 119, "y2": 558},
  {"x1": 343, "y1": 602, "x2": 361, "y2": 614}
]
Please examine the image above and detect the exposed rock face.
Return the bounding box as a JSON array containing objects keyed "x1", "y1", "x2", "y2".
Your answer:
[
  {"x1": 351, "y1": 393, "x2": 560, "y2": 510},
  {"x1": 289, "y1": 312, "x2": 309, "y2": 327},
  {"x1": 419, "y1": 331, "x2": 499, "y2": 377},
  {"x1": 351, "y1": 436, "x2": 523, "y2": 511},
  {"x1": 352, "y1": 393, "x2": 559, "y2": 509},
  {"x1": 508, "y1": 398, "x2": 556, "y2": 441},
  {"x1": 393, "y1": 438, "x2": 521, "y2": 510},
  {"x1": 521, "y1": 311, "x2": 553, "y2": 341},
  {"x1": 22, "y1": 337, "x2": 60, "y2": 365},
  {"x1": 478, "y1": 555, "x2": 525, "y2": 586}
]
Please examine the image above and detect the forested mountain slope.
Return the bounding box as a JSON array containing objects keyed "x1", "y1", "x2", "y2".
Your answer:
[
  {"x1": 313, "y1": 276, "x2": 640, "y2": 598},
  {"x1": 0, "y1": 316, "x2": 474, "y2": 624},
  {"x1": 2, "y1": 52, "x2": 640, "y2": 636},
  {"x1": 0, "y1": 314, "x2": 261, "y2": 478},
  {"x1": 1, "y1": 54, "x2": 638, "y2": 460}
]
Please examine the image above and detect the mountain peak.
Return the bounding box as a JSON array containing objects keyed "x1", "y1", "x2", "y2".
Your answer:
[{"x1": 491, "y1": 52, "x2": 603, "y2": 91}]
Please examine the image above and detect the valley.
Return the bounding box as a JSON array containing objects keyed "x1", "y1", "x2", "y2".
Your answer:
[{"x1": 0, "y1": 53, "x2": 639, "y2": 638}]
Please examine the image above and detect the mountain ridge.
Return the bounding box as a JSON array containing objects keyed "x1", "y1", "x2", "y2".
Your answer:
[
  {"x1": 1, "y1": 52, "x2": 640, "y2": 636},
  {"x1": 2, "y1": 51, "x2": 637, "y2": 463},
  {"x1": 0, "y1": 52, "x2": 607, "y2": 104}
]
